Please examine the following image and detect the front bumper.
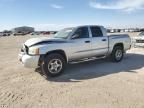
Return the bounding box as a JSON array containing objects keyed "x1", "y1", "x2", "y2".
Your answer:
[{"x1": 18, "y1": 53, "x2": 40, "y2": 68}]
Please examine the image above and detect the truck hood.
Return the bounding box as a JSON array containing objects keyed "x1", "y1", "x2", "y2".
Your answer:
[
  {"x1": 133, "y1": 36, "x2": 144, "y2": 40},
  {"x1": 24, "y1": 37, "x2": 67, "y2": 47}
]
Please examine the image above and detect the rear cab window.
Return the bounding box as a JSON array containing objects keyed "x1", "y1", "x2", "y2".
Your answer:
[{"x1": 90, "y1": 26, "x2": 103, "y2": 37}]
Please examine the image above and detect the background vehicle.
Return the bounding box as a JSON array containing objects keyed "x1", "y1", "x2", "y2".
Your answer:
[
  {"x1": 19, "y1": 25, "x2": 131, "y2": 77},
  {"x1": 30, "y1": 32, "x2": 40, "y2": 35},
  {"x1": 0, "y1": 31, "x2": 11, "y2": 36},
  {"x1": 13, "y1": 32, "x2": 28, "y2": 36},
  {"x1": 132, "y1": 32, "x2": 144, "y2": 47}
]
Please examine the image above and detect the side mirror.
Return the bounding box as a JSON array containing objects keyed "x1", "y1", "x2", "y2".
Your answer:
[{"x1": 71, "y1": 34, "x2": 79, "y2": 39}]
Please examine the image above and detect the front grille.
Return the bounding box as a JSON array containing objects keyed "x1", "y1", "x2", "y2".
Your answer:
[
  {"x1": 21, "y1": 45, "x2": 29, "y2": 54},
  {"x1": 25, "y1": 45, "x2": 29, "y2": 54},
  {"x1": 136, "y1": 40, "x2": 144, "y2": 43}
]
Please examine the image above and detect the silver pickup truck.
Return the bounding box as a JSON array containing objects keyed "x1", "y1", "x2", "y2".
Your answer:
[{"x1": 19, "y1": 25, "x2": 131, "y2": 77}]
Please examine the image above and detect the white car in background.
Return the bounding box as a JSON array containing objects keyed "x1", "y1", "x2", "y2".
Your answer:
[
  {"x1": 30, "y1": 32, "x2": 40, "y2": 35},
  {"x1": 133, "y1": 32, "x2": 144, "y2": 48}
]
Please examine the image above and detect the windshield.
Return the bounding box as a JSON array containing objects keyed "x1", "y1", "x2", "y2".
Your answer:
[
  {"x1": 54, "y1": 28, "x2": 73, "y2": 39},
  {"x1": 139, "y1": 32, "x2": 144, "y2": 36}
]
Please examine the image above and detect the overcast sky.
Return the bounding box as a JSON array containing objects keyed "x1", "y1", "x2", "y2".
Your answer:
[{"x1": 0, "y1": 0, "x2": 144, "y2": 31}]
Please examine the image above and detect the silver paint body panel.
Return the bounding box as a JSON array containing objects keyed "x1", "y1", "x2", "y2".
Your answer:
[{"x1": 19, "y1": 25, "x2": 131, "y2": 68}]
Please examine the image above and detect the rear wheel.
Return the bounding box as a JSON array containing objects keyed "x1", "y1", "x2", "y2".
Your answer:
[
  {"x1": 111, "y1": 46, "x2": 124, "y2": 62},
  {"x1": 41, "y1": 53, "x2": 66, "y2": 77}
]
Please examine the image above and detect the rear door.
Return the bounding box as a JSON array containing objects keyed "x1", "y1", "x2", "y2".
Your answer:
[{"x1": 90, "y1": 26, "x2": 108, "y2": 56}]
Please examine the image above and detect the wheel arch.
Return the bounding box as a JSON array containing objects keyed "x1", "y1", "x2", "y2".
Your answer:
[
  {"x1": 46, "y1": 50, "x2": 68, "y2": 62},
  {"x1": 113, "y1": 43, "x2": 124, "y2": 52},
  {"x1": 39, "y1": 49, "x2": 68, "y2": 66}
]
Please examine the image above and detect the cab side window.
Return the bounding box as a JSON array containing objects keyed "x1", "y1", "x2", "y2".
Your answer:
[
  {"x1": 90, "y1": 27, "x2": 103, "y2": 37},
  {"x1": 73, "y1": 27, "x2": 89, "y2": 39}
]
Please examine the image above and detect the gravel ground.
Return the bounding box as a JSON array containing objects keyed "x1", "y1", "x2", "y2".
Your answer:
[{"x1": 0, "y1": 35, "x2": 144, "y2": 108}]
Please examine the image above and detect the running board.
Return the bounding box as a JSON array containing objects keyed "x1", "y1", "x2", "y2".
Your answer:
[{"x1": 69, "y1": 56, "x2": 106, "y2": 64}]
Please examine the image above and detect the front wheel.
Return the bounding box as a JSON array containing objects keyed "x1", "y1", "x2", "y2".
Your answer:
[
  {"x1": 111, "y1": 46, "x2": 124, "y2": 62},
  {"x1": 41, "y1": 53, "x2": 66, "y2": 77}
]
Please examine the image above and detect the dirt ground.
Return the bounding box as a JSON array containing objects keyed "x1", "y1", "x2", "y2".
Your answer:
[{"x1": 0, "y1": 33, "x2": 144, "y2": 108}]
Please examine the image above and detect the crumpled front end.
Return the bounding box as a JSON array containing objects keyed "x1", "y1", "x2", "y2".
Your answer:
[{"x1": 18, "y1": 44, "x2": 40, "y2": 68}]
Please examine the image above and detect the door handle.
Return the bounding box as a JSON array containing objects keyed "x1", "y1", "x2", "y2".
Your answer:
[
  {"x1": 85, "y1": 41, "x2": 91, "y2": 43},
  {"x1": 102, "y1": 39, "x2": 107, "y2": 41}
]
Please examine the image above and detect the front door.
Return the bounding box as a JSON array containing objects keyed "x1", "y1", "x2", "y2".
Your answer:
[{"x1": 68, "y1": 27, "x2": 92, "y2": 60}]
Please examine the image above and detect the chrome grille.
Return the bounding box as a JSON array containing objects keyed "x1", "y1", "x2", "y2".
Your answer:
[
  {"x1": 25, "y1": 45, "x2": 29, "y2": 54},
  {"x1": 21, "y1": 45, "x2": 29, "y2": 54},
  {"x1": 136, "y1": 40, "x2": 144, "y2": 43}
]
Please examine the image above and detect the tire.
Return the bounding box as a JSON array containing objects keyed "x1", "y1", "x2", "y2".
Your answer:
[
  {"x1": 111, "y1": 46, "x2": 124, "y2": 62},
  {"x1": 41, "y1": 53, "x2": 66, "y2": 77}
]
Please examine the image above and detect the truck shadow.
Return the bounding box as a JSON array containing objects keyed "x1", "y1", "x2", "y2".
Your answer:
[{"x1": 46, "y1": 53, "x2": 144, "y2": 82}]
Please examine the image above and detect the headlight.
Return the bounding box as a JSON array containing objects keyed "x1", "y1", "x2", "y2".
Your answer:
[{"x1": 29, "y1": 48, "x2": 39, "y2": 55}]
